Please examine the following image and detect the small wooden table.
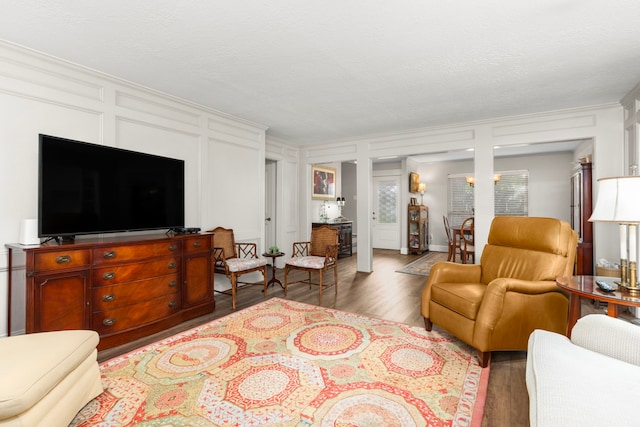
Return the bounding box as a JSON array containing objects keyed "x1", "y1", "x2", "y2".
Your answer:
[
  {"x1": 262, "y1": 252, "x2": 285, "y2": 288},
  {"x1": 556, "y1": 275, "x2": 640, "y2": 337}
]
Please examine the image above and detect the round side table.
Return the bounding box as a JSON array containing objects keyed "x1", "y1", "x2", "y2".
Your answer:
[{"x1": 262, "y1": 252, "x2": 285, "y2": 288}]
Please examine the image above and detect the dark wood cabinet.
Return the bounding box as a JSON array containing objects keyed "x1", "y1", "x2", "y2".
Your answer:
[
  {"x1": 571, "y1": 162, "x2": 593, "y2": 275},
  {"x1": 6, "y1": 233, "x2": 215, "y2": 350},
  {"x1": 408, "y1": 205, "x2": 429, "y2": 254},
  {"x1": 312, "y1": 221, "x2": 352, "y2": 258}
]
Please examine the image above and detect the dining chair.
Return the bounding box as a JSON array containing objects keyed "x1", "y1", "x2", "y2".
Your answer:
[
  {"x1": 443, "y1": 215, "x2": 462, "y2": 262},
  {"x1": 460, "y1": 216, "x2": 475, "y2": 264}
]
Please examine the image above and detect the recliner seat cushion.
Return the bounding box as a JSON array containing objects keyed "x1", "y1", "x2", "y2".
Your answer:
[{"x1": 430, "y1": 282, "x2": 486, "y2": 320}]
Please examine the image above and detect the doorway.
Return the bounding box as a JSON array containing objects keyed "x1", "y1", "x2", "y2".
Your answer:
[
  {"x1": 265, "y1": 160, "x2": 276, "y2": 249},
  {"x1": 372, "y1": 175, "x2": 401, "y2": 249}
]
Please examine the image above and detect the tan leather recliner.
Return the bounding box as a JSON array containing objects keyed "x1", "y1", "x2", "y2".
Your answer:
[{"x1": 421, "y1": 216, "x2": 578, "y2": 367}]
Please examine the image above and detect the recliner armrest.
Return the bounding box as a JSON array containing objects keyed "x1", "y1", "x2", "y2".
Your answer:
[
  {"x1": 426, "y1": 262, "x2": 482, "y2": 284},
  {"x1": 571, "y1": 314, "x2": 640, "y2": 366}
]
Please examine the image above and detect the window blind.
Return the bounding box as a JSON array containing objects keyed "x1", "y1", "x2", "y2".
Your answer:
[{"x1": 447, "y1": 170, "x2": 529, "y2": 226}]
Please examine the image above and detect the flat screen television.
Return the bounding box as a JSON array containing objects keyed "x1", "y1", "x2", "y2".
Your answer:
[{"x1": 38, "y1": 134, "x2": 185, "y2": 239}]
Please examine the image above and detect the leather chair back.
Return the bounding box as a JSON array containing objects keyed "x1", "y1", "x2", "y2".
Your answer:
[{"x1": 480, "y1": 217, "x2": 577, "y2": 284}]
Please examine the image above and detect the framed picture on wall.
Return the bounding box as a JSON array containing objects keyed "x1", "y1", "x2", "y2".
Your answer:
[
  {"x1": 409, "y1": 172, "x2": 420, "y2": 193},
  {"x1": 312, "y1": 165, "x2": 336, "y2": 200}
]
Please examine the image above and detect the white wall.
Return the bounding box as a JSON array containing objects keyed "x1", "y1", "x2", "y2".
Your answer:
[
  {"x1": 0, "y1": 41, "x2": 268, "y2": 337},
  {"x1": 421, "y1": 152, "x2": 574, "y2": 253},
  {"x1": 303, "y1": 104, "x2": 625, "y2": 273}
]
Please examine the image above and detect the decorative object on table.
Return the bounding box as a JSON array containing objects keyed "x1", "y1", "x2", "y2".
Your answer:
[
  {"x1": 410, "y1": 197, "x2": 417, "y2": 206},
  {"x1": 589, "y1": 176, "x2": 640, "y2": 292},
  {"x1": 409, "y1": 171, "x2": 420, "y2": 193},
  {"x1": 418, "y1": 182, "x2": 426, "y2": 204},
  {"x1": 422, "y1": 216, "x2": 578, "y2": 367},
  {"x1": 71, "y1": 298, "x2": 489, "y2": 427},
  {"x1": 334, "y1": 196, "x2": 348, "y2": 222},
  {"x1": 268, "y1": 245, "x2": 280, "y2": 254},
  {"x1": 208, "y1": 227, "x2": 268, "y2": 309},
  {"x1": 319, "y1": 200, "x2": 329, "y2": 222},
  {"x1": 312, "y1": 165, "x2": 336, "y2": 200}
]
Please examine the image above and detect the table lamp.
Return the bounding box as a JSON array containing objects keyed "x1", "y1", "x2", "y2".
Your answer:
[{"x1": 589, "y1": 176, "x2": 640, "y2": 291}]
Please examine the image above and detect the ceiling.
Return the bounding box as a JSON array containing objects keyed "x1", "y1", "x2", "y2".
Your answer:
[{"x1": 1, "y1": 1, "x2": 639, "y2": 145}]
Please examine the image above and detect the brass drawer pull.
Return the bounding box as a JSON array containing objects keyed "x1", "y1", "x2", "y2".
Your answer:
[
  {"x1": 168, "y1": 300, "x2": 177, "y2": 308},
  {"x1": 102, "y1": 272, "x2": 116, "y2": 280},
  {"x1": 169, "y1": 244, "x2": 177, "y2": 251},
  {"x1": 169, "y1": 280, "x2": 177, "y2": 287},
  {"x1": 102, "y1": 293, "x2": 115, "y2": 302},
  {"x1": 168, "y1": 262, "x2": 176, "y2": 269},
  {"x1": 193, "y1": 241, "x2": 202, "y2": 248},
  {"x1": 103, "y1": 251, "x2": 116, "y2": 259},
  {"x1": 55, "y1": 255, "x2": 71, "y2": 264},
  {"x1": 102, "y1": 318, "x2": 115, "y2": 326}
]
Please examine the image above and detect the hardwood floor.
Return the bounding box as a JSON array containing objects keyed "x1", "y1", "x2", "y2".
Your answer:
[{"x1": 98, "y1": 249, "x2": 597, "y2": 427}]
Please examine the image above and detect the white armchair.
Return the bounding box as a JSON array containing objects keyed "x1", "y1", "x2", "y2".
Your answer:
[{"x1": 526, "y1": 314, "x2": 640, "y2": 427}]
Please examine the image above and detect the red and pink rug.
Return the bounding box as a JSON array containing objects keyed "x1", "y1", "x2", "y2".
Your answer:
[{"x1": 71, "y1": 298, "x2": 489, "y2": 426}]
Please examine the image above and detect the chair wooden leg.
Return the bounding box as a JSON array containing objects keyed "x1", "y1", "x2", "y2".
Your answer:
[
  {"x1": 283, "y1": 266, "x2": 289, "y2": 296},
  {"x1": 261, "y1": 266, "x2": 267, "y2": 297},
  {"x1": 424, "y1": 318, "x2": 433, "y2": 331},
  {"x1": 333, "y1": 265, "x2": 338, "y2": 295},
  {"x1": 231, "y1": 273, "x2": 237, "y2": 309},
  {"x1": 318, "y1": 270, "x2": 323, "y2": 304},
  {"x1": 477, "y1": 350, "x2": 491, "y2": 368}
]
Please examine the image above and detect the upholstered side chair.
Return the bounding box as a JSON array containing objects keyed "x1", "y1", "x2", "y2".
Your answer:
[
  {"x1": 209, "y1": 227, "x2": 267, "y2": 309},
  {"x1": 421, "y1": 216, "x2": 578, "y2": 367},
  {"x1": 284, "y1": 225, "x2": 339, "y2": 304}
]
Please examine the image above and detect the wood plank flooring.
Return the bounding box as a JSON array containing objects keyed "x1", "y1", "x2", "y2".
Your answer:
[{"x1": 98, "y1": 249, "x2": 601, "y2": 427}]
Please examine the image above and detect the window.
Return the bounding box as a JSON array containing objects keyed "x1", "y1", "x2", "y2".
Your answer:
[{"x1": 447, "y1": 170, "x2": 529, "y2": 225}]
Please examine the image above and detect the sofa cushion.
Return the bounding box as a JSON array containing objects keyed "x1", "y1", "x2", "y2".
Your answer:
[
  {"x1": 286, "y1": 256, "x2": 326, "y2": 269},
  {"x1": 0, "y1": 330, "x2": 99, "y2": 418},
  {"x1": 527, "y1": 328, "x2": 640, "y2": 427},
  {"x1": 225, "y1": 257, "x2": 266, "y2": 273}
]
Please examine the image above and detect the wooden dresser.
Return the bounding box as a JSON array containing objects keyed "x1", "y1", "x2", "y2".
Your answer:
[{"x1": 6, "y1": 233, "x2": 214, "y2": 350}]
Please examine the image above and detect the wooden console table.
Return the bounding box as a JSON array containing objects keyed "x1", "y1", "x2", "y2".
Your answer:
[{"x1": 6, "y1": 233, "x2": 215, "y2": 350}]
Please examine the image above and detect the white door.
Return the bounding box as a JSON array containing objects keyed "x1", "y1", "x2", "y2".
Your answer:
[
  {"x1": 372, "y1": 175, "x2": 401, "y2": 249},
  {"x1": 265, "y1": 160, "x2": 276, "y2": 249}
]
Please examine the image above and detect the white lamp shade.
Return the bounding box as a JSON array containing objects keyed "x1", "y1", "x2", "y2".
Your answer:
[{"x1": 589, "y1": 176, "x2": 640, "y2": 223}]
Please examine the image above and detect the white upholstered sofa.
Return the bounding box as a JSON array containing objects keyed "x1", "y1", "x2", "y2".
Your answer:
[{"x1": 526, "y1": 314, "x2": 640, "y2": 427}]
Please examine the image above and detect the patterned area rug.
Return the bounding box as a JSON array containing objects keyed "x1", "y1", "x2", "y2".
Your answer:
[
  {"x1": 396, "y1": 252, "x2": 449, "y2": 276},
  {"x1": 71, "y1": 298, "x2": 489, "y2": 426}
]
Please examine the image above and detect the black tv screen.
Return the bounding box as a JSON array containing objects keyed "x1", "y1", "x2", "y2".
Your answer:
[{"x1": 38, "y1": 134, "x2": 185, "y2": 238}]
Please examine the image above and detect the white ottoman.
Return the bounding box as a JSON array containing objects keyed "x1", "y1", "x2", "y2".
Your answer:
[{"x1": 0, "y1": 330, "x2": 103, "y2": 427}]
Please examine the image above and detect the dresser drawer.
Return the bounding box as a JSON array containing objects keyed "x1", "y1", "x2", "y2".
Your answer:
[
  {"x1": 92, "y1": 257, "x2": 180, "y2": 286},
  {"x1": 92, "y1": 293, "x2": 181, "y2": 334},
  {"x1": 34, "y1": 249, "x2": 91, "y2": 272},
  {"x1": 183, "y1": 235, "x2": 211, "y2": 254},
  {"x1": 93, "y1": 241, "x2": 181, "y2": 265},
  {"x1": 92, "y1": 275, "x2": 179, "y2": 311}
]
